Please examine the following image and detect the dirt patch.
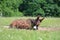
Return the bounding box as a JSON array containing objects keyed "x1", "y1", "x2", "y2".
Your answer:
[
  {"x1": 3, "y1": 26, "x2": 60, "y2": 31},
  {"x1": 38, "y1": 27, "x2": 60, "y2": 31}
]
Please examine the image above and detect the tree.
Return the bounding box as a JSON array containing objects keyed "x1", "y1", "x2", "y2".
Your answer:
[{"x1": 0, "y1": 0, "x2": 23, "y2": 17}]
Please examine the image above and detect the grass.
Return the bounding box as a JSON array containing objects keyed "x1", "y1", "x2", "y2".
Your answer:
[
  {"x1": 0, "y1": 29, "x2": 60, "y2": 40},
  {"x1": 41, "y1": 17, "x2": 60, "y2": 27},
  {"x1": 0, "y1": 17, "x2": 60, "y2": 40},
  {"x1": 0, "y1": 17, "x2": 60, "y2": 27}
]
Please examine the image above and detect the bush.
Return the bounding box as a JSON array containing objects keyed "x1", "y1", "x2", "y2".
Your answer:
[{"x1": 33, "y1": 8, "x2": 45, "y2": 16}]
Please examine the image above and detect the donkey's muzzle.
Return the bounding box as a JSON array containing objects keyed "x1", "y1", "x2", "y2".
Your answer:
[{"x1": 33, "y1": 26, "x2": 38, "y2": 30}]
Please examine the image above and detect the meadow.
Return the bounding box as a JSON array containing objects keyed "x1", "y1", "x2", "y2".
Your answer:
[{"x1": 0, "y1": 17, "x2": 60, "y2": 40}]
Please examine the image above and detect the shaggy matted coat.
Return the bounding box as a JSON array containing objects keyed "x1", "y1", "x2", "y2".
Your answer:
[{"x1": 10, "y1": 19, "x2": 33, "y2": 29}]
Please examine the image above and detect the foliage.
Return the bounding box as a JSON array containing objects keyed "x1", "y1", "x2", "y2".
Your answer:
[
  {"x1": 0, "y1": 0, "x2": 60, "y2": 17},
  {"x1": 0, "y1": 0, "x2": 23, "y2": 17}
]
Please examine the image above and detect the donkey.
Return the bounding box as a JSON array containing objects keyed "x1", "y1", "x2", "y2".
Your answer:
[
  {"x1": 10, "y1": 19, "x2": 32, "y2": 29},
  {"x1": 10, "y1": 16, "x2": 44, "y2": 30}
]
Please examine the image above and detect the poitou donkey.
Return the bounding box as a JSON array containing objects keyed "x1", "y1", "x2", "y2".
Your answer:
[{"x1": 10, "y1": 16, "x2": 44, "y2": 30}]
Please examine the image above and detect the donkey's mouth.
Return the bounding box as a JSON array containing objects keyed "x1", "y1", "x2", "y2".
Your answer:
[{"x1": 33, "y1": 26, "x2": 38, "y2": 30}]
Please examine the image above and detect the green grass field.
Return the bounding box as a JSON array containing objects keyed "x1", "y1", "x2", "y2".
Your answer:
[
  {"x1": 0, "y1": 17, "x2": 60, "y2": 27},
  {"x1": 0, "y1": 17, "x2": 60, "y2": 40}
]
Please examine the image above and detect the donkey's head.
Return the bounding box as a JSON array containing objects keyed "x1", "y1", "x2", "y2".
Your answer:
[{"x1": 33, "y1": 16, "x2": 45, "y2": 30}]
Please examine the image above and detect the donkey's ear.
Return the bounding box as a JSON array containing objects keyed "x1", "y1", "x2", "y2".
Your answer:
[
  {"x1": 40, "y1": 17, "x2": 45, "y2": 22},
  {"x1": 36, "y1": 15, "x2": 40, "y2": 20}
]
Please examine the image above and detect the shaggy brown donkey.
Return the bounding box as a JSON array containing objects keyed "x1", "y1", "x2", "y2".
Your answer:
[
  {"x1": 10, "y1": 19, "x2": 32, "y2": 29},
  {"x1": 10, "y1": 16, "x2": 44, "y2": 30}
]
